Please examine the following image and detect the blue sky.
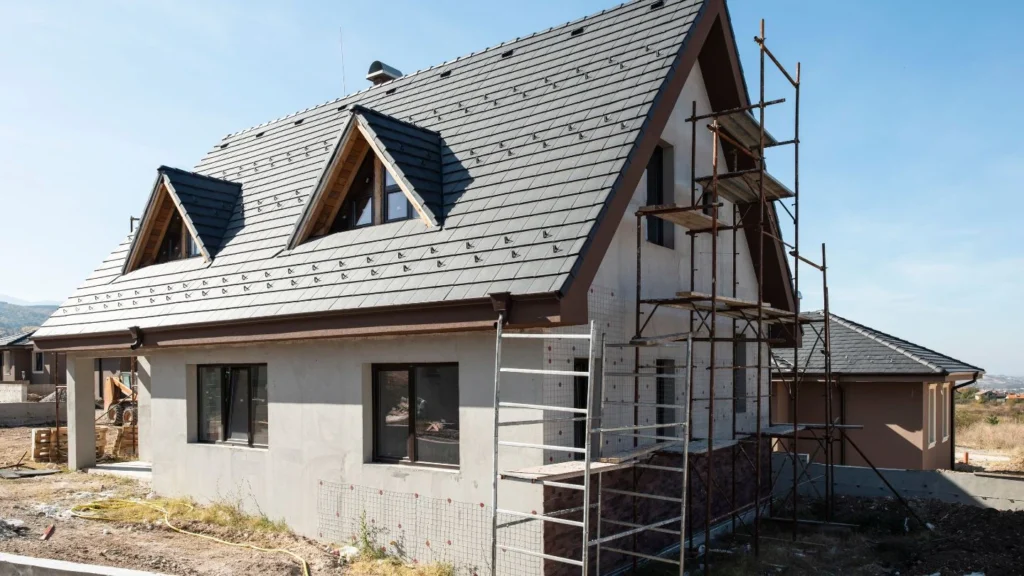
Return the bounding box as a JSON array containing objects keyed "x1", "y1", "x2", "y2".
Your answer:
[{"x1": 0, "y1": 0, "x2": 1020, "y2": 375}]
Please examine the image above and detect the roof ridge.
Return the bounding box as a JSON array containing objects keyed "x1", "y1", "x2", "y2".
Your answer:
[
  {"x1": 158, "y1": 165, "x2": 241, "y2": 186},
  {"x1": 827, "y1": 313, "x2": 943, "y2": 373},
  {"x1": 349, "y1": 104, "x2": 441, "y2": 136},
  {"x1": 220, "y1": 0, "x2": 654, "y2": 140}
]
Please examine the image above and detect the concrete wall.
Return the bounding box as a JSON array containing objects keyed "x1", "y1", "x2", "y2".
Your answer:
[
  {"x1": 775, "y1": 456, "x2": 1024, "y2": 512},
  {"x1": 141, "y1": 332, "x2": 543, "y2": 547},
  {"x1": 0, "y1": 382, "x2": 27, "y2": 402},
  {"x1": 0, "y1": 402, "x2": 65, "y2": 427}
]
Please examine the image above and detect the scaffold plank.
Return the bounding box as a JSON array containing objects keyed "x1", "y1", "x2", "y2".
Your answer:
[
  {"x1": 500, "y1": 460, "x2": 633, "y2": 482},
  {"x1": 696, "y1": 169, "x2": 793, "y2": 204},
  {"x1": 637, "y1": 205, "x2": 727, "y2": 231},
  {"x1": 599, "y1": 441, "x2": 679, "y2": 464}
]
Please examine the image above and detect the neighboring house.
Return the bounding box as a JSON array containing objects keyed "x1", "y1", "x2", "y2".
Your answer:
[
  {"x1": 0, "y1": 331, "x2": 65, "y2": 403},
  {"x1": 772, "y1": 312, "x2": 983, "y2": 471},
  {"x1": 0, "y1": 331, "x2": 65, "y2": 385},
  {"x1": 34, "y1": 0, "x2": 798, "y2": 570}
]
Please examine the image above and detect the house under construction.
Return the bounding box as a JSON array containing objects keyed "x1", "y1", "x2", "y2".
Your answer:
[{"x1": 33, "y1": 0, "x2": 866, "y2": 573}]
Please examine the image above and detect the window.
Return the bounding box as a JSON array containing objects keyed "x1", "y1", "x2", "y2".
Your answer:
[
  {"x1": 384, "y1": 170, "x2": 411, "y2": 222},
  {"x1": 331, "y1": 154, "x2": 375, "y2": 233},
  {"x1": 154, "y1": 210, "x2": 200, "y2": 264},
  {"x1": 373, "y1": 364, "x2": 459, "y2": 467},
  {"x1": 33, "y1": 352, "x2": 44, "y2": 373},
  {"x1": 942, "y1": 384, "x2": 950, "y2": 442},
  {"x1": 655, "y1": 359, "x2": 676, "y2": 441},
  {"x1": 327, "y1": 154, "x2": 411, "y2": 234},
  {"x1": 733, "y1": 340, "x2": 747, "y2": 414},
  {"x1": 573, "y1": 359, "x2": 589, "y2": 459},
  {"x1": 645, "y1": 146, "x2": 673, "y2": 248},
  {"x1": 928, "y1": 385, "x2": 937, "y2": 447},
  {"x1": 197, "y1": 364, "x2": 268, "y2": 447}
]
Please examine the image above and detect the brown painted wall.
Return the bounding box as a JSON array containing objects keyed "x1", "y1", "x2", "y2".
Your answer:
[
  {"x1": 1, "y1": 349, "x2": 32, "y2": 382},
  {"x1": 772, "y1": 379, "x2": 951, "y2": 470}
]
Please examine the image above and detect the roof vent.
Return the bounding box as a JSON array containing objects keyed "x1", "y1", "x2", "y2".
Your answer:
[
  {"x1": 570, "y1": 27, "x2": 585, "y2": 37},
  {"x1": 501, "y1": 49, "x2": 514, "y2": 58},
  {"x1": 651, "y1": 0, "x2": 664, "y2": 9},
  {"x1": 366, "y1": 60, "x2": 403, "y2": 85}
]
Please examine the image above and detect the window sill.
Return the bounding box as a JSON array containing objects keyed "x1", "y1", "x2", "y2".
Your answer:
[
  {"x1": 192, "y1": 441, "x2": 267, "y2": 452},
  {"x1": 366, "y1": 461, "x2": 459, "y2": 474}
]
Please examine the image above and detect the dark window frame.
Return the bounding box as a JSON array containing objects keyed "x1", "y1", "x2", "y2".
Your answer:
[
  {"x1": 645, "y1": 144, "x2": 675, "y2": 249},
  {"x1": 328, "y1": 153, "x2": 413, "y2": 234},
  {"x1": 154, "y1": 209, "x2": 201, "y2": 265},
  {"x1": 33, "y1": 352, "x2": 44, "y2": 373},
  {"x1": 196, "y1": 363, "x2": 268, "y2": 448},
  {"x1": 371, "y1": 362, "x2": 459, "y2": 469},
  {"x1": 733, "y1": 339, "x2": 748, "y2": 414},
  {"x1": 655, "y1": 359, "x2": 676, "y2": 441}
]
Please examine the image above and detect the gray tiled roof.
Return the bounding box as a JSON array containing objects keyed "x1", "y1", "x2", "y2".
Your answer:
[
  {"x1": 773, "y1": 312, "x2": 984, "y2": 376},
  {"x1": 0, "y1": 331, "x2": 34, "y2": 348},
  {"x1": 37, "y1": 0, "x2": 706, "y2": 338}
]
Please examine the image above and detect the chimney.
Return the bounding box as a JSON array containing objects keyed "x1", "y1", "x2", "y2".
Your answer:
[{"x1": 366, "y1": 60, "x2": 403, "y2": 85}]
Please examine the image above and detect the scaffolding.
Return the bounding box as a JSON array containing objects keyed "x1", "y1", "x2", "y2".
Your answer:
[
  {"x1": 491, "y1": 321, "x2": 695, "y2": 574},
  {"x1": 490, "y1": 18, "x2": 922, "y2": 575}
]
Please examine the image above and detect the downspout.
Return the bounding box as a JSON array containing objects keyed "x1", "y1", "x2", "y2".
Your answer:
[
  {"x1": 950, "y1": 372, "x2": 980, "y2": 469},
  {"x1": 129, "y1": 326, "x2": 144, "y2": 351}
]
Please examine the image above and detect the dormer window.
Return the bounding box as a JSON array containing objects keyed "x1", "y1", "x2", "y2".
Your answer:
[
  {"x1": 155, "y1": 210, "x2": 201, "y2": 264},
  {"x1": 288, "y1": 105, "x2": 441, "y2": 248},
  {"x1": 321, "y1": 153, "x2": 412, "y2": 237},
  {"x1": 122, "y1": 166, "x2": 241, "y2": 275}
]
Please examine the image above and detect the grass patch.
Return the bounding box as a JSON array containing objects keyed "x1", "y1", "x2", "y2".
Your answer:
[
  {"x1": 347, "y1": 558, "x2": 455, "y2": 576},
  {"x1": 73, "y1": 495, "x2": 290, "y2": 535}
]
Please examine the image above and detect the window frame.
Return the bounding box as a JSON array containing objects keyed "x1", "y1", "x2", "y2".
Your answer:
[
  {"x1": 371, "y1": 362, "x2": 460, "y2": 469},
  {"x1": 33, "y1": 352, "x2": 44, "y2": 374},
  {"x1": 655, "y1": 358, "x2": 676, "y2": 441},
  {"x1": 644, "y1": 144, "x2": 674, "y2": 249},
  {"x1": 195, "y1": 363, "x2": 268, "y2": 448},
  {"x1": 733, "y1": 339, "x2": 748, "y2": 414},
  {"x1": 383, "y1": 169, "x2": 412, "y2": 223},
  {"x1": 927, "y1": 384, "x2": 937, "y2": 448},
  {"x1": 942, "y1": 384, "x2": 950, "y2": 442}
]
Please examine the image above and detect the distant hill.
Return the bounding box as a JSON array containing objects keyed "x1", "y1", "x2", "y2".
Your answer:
[
  {"x1": 977, "y1": 375, "x2": 1024, "y2": 392},
  {"x1": 0, "y1": 301, "x2": 57, "y2": 337},
  {"x1": 0, "y1": 294, "x2": 60, "y2": 307}
]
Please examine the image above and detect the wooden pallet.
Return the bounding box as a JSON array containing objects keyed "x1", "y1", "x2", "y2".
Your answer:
[
  {"x1": 31, "y1": 427, "x2": 107, "y2": 463},
  {"x1": 111, "y1": 425, "x2": 138, "y2": 458}
]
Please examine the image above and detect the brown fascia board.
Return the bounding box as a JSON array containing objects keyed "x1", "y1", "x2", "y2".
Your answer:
[
  {"x1": 560, "y1": 0, "x2": 719, "y2": 314},
  {"x1": 773, "y1": 372, "x2": 951, "y2": 384},
  {"x1": 31, "y1": 292, "x2": 564, "y2": 352}
]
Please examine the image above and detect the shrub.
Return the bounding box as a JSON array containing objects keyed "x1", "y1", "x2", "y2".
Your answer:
[{"x1": 986, "y1": 415, "x2": 1000, "y2": 426}]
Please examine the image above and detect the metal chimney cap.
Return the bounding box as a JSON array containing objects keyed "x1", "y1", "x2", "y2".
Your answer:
[{"x1": 366, "y1": 61, "x2": 403, "y2": 85}]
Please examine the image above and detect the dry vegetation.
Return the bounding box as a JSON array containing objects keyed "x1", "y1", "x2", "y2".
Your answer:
[
  {"x1": 955, "y1": 394, "x2": 1024, "y2": 472},
  {"x1": 0, "y1": 426, "x2": 455, "y2": 575}
]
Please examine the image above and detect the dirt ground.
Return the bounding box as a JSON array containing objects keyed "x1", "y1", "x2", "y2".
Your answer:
[
  {"x1": 0, "y1": 426, "x2": 345, "y2": 575},
  {"x1": 645, "y1": 495, "x2": 1024, "y2": 576}
]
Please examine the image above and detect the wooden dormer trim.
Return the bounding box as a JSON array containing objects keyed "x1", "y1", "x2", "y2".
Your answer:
[{"x1": 123, "y1": 173, "x2": 210, "y2": 274}]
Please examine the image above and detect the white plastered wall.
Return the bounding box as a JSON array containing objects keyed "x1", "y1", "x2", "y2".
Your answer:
[
  {"x1": 141, "y1": 332, "x2": 544, "y2": 571},
  {"x1": 542, "y1": 63, "x2": 770, "y2": 461}
]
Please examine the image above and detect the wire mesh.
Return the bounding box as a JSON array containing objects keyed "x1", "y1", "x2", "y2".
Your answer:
[{"x1": 317, "y1": 481, "x2": 542, "y2": 575}]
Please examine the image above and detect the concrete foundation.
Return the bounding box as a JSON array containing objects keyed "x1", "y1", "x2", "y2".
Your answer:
[{"x1": 0, "y1": 402, "x2": 65, "y2": 427}]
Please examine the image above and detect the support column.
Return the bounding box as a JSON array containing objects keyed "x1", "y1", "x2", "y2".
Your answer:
[
  {"x1": 136, "y1": 356, "x2": 152, "y2": 463},
  {"x1": 66, "y1": 355, "x2": 96, "y2": 470}
]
